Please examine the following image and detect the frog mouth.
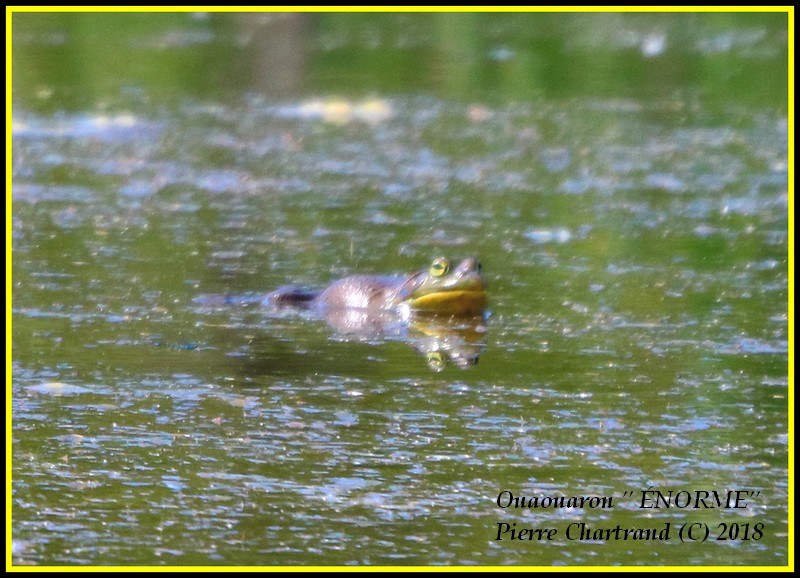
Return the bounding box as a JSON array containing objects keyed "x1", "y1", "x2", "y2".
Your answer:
[{"x1": 406, "y1": 288, "x2": 488, "y2": 315}]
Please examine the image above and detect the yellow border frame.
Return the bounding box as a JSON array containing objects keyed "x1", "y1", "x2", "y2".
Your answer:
[{"x1": 6, "y1": 6, "x2": 794, "y2": 572}]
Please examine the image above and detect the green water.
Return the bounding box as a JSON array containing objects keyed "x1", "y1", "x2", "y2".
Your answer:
[{"x1": 11, "y1": 11, "x2": 789, "y2": 567}]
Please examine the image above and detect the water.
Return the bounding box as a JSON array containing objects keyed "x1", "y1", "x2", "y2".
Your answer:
[{"x1": 11, "y1": 11, "x2": 789, "y2": 567}]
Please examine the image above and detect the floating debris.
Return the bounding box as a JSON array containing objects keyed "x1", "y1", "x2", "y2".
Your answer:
[
  {"x1": 283, "y1": 98, "x2": 393, "y2": 125},
  {"x1": 524, "y1": 227, "x2": 572, "y2": 244},
  {"x1": 26, "y1": 382, "x2": 92, "y2": 396}
]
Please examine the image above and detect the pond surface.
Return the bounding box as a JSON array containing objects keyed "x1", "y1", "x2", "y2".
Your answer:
[{"x1": 11, "y1": 11, "x2": 789, "y2": 567}]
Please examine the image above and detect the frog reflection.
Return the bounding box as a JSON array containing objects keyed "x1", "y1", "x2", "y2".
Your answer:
[{"x1": 316, "y1": 307, "x2": 487, "y2": 371}]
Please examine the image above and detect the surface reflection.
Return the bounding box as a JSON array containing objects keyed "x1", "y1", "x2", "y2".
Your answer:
[{"x1": 320, "y1": 308, "x2": 488, "y2": 371}]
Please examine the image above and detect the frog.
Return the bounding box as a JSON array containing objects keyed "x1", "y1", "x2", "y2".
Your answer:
[{"x1": 265, "y1": 256, "x2": 487, "y2": 317}]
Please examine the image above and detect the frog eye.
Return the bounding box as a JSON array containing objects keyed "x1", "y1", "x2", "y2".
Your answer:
[
  {"x1": 426, "y1": 351, "x2": 447, "y2": 372},
  {"x1": 429, "y1": 257, "x2": 450, "y2": 277}
]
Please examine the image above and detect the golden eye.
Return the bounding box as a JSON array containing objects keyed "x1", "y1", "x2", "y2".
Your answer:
[
  {"x1": 429, "y1": 257, "x2": 450, "y2": 277},
  {"x1": 426, "y1": 351, "x2": 446, "y2": 372}
]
